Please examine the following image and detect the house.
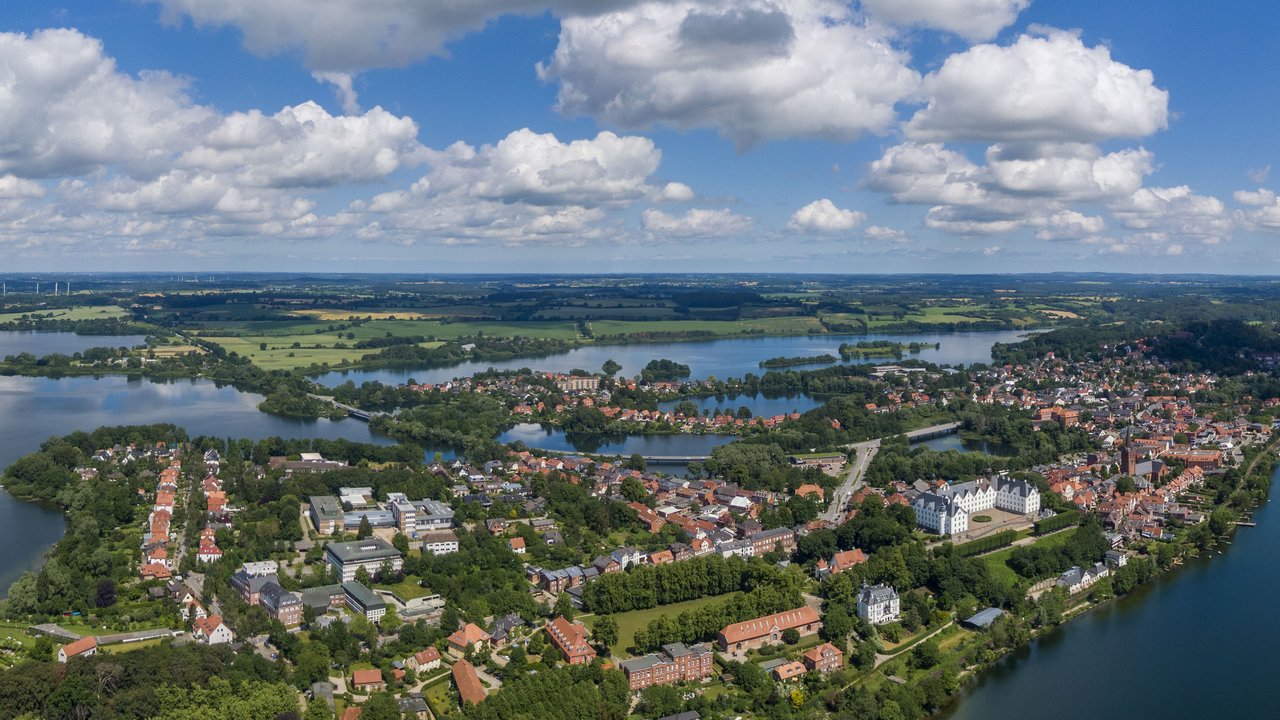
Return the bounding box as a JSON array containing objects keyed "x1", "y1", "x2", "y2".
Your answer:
[
  {"x1": 196, "y1": 539, "x2": 223, "y2": 563},
  {"x1": 717, "y1": 606, "x2": 822, "y2": 654},
  {"x1": 546, "y1": 616, "x2": 597, "y2": 665},
  {"x1": 399, "y1": 694, "x2": 431, "y2": 719},
  {"x1": 192, "y1": 615, "x2": 234, "y2": 645},
  {"x1": 325, "y1": 538, "x2": 403, "y2": 583},
  {"x1": 1057, "y1": 563, "x2": 1110, "y2": 594},
  {"x1": 508, "y1": 537, "x2": 526, "y2": 554},
  {"x1": 341, "y1": 708, "x2": 362, "y2": 720},
  {"x1": 829, "y1": 549, "x2": 867, "y2": 574},
  {"x1": 407, "y1": 647, "x2": 441, "y2": 672},
  {"x1": 139, "y1": 563, "x2": 172, "y2": 581},
  {"x1": 619, "y1": 642, "x2": 713, "y2": 690},
  {"x1": 802, "y1": 642, "x2": 844, "y2": 673},
  {"x1": 230, "y1": 561, "x2": 280, "y2": 605},
  {"x1": 421, "y1": 529, "x2": 460, "y2": 556},
  {"x1": 488, "y1": 614, "x2": 525, "y2": 647},
  {"x1": 856, "y1": 584, "x2": 900, "y2": 625},
  {"x1": 452, "y1": 658, "x2": 487, "y2": 706},
  {"x1": 771, "y1": 660, "x2": 808, "y2": 681},
  {"x1": 57, "y1": 636, "x2": 98, "y2": 663},
  {"x1": 447, "y1": 623, "x2": 492, "y2": 654},
  {"x1": 352, "y1": 668, "x2": 384, "y2": 693}
]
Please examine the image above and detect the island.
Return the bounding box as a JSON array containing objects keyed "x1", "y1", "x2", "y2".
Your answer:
[
  {"x1": 839, "y1": 340, "x2": 940, "y2": 359},
  {"x1": 759, "y1": 353, "x2": 838, "y2": 368}
]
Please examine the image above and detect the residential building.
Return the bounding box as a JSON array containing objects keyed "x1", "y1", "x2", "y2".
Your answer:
[
  {"x1": 57, "y1": 636, "x2": 97, "y2": 663},
  {"x1": 717, "y1": 606, "x2": 822, "y2": 654},
  {"x1": 231, "y1": 562, "x2": 280, "y2": 606},
  {"x1": 352, "y1": 668, "x2": 384, "y2": 693},
  {"x1": 447, "y1": 623, "x2": 491, "y2": 654},
  {"x1": 856, "y1": 584, "x2": 900, "y2": 625},
  {"x1": 421, "y1": 529, "x2": 459, "y2": 555},
  {"x1": 407, "y1": 647, "x2": 441, "y2": 672},
  {"x1": 771, "y1": 660, "x2": 807, "y2": 681},
  {"x1": 546, "y1": 616, "x2": 597, "y2": 665},
  {"x1": 802, "y1": 642, "x2": 844, "y2": 673},
  {"x1": 1057, "y1": 563, "x2": 1110, "y2": 594},
  {"x1": 619, "y1": 642, "x2": 713, "y2": 690},
  {"x1": 452, "y1": 658, "x2": 487, "y2": 706},
  {"x1": 192, "y1": 616, "x2": 234, "y2": 645},
  {"x1": 325, "y1": 538, "x2": 403, "y2": 583},
  {"x1": 748, "y1": 527, "x2": 796, "y2": 556},
  {"x1": 508, "y1": 537, "x2": 526, "y2": 554}
]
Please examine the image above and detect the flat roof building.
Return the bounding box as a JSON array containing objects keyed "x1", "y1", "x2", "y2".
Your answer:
[{"x1": 325, "y1": 538, "x2": 403, "y2": 583}]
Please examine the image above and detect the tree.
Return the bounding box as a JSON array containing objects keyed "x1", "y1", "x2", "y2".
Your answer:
[
  {"x1": 1114, "y1": 476, "x2": 1136, "y2": 494},
  {"x1": 910, "y1": 640, "x2": 940, "y2": 669},
  {"x1": 602, "y1": 359, "x2": 622, "y2": 377},
  {"x1": 96, "y1": 578, "x2": 117, "y2": 608},
  {"x1": 304, "y1": 700, "x2": 335, "y2": 720},
  {"x1": 553, "y1": 593, "x2": 575, "y2": 622},
  {"x1": 357, "y1": 692, "x2": 401, "y2": 720},
  {"x1": 624, "y1": 453, "x2": 647, "y2": 472},
  {"x1": 392, "y1": 532, "x2": 410, "y2": 553},
  {"x1": 782, "y1": 628, "x2": 800, "y2": 645},
  {"x1": 592, "y1": 616, "x2": 619, "y2": 653},
  {"x1": 357, "y1": 516, "x2": 373, "y2": 539},
  {"x1": 354, "y1": 566, "x2": 372, "y2": 587},
  {"x1": 620, "y1": 477, "x2": 647, "y2": 502}
]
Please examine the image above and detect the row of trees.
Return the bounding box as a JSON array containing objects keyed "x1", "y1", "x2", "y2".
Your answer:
[{"x1": 581, "y1": 554, "x2": 780, "y2": 615}]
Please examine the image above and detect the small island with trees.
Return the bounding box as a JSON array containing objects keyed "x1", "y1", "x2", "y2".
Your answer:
[
  {"x1": 759, "y1": 354, "x2": 838, "y2": 368},
  {"x1": 839, "y1": 340, "x2": 939, "y2": 359}
]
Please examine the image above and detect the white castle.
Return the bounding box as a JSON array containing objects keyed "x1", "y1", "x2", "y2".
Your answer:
[{"x1": 911, "y1": 476, "x2": 1040, "y2": 536}]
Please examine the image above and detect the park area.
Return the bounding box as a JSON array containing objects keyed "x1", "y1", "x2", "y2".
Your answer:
[{"x1": 580, "y1": 592, "x2": 739, "y2": 657}]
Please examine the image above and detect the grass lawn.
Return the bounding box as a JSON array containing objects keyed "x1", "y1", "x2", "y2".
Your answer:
[
  {"x1": 582, "y1": 592, "x2": 740, "y2": 657},
  {"x1": 204, "y1": 334, "x2": 445, "y2": 371},
  {"x1": 0, "y1": 305, "x2": 129, "y2": 323},
  {"x1": 100, "y1": 638, "x2": 166, "y2": 654},
  {"x1": 373, "y1": 579, "x2": 436, "y2": 601},
  {"x1": 980, "y1": 529, "x2": 1075, "y2": 588}
]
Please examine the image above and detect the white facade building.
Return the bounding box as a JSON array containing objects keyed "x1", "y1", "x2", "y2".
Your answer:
[
  {"x1": 856, "y1": 584, "x2": 900, "y2": 625},
  {"x1": 912, "y1": 477, "x2": 1040, "y2": 536}
]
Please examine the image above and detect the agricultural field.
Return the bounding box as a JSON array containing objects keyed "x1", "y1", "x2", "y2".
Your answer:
[
  {"x1": 588, "y1": 316, "x2": 823, "y2": 338},
  {"x1": 204, "y1": 333, "x2": 446, "y2": 371},
  {"x1": 0, "y1": 305, "x2": 129, "y2": 323}
]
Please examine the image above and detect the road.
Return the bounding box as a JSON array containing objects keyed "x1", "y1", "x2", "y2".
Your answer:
[
  {"x1": 821, "y1": 440, "x2": 879, "y2": 524},
  {"x1": 821, "y1": 422, "x2": 964, "y2": 523}
]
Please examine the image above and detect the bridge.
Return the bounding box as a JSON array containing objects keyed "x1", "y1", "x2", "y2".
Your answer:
[
  {"x1": 903, "y1": 422, "x2": 961, "y2": 442},
  {"x1": 307, "y1": 394, "x2": 388, "y2": 422}
]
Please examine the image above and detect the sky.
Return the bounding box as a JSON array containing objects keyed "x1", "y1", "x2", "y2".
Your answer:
[{"x1": 1, "y1": 1, "x2": 1280, "y2": 274}]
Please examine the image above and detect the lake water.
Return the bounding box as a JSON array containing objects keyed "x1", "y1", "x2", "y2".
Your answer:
[
  {"x1": 314, "y1": 329, "x2": 1034, "y2": 388},
  {"x1": 0, "y1": 331, "x2": 149, "y2": 358},
  {"x1": 938, "y1": 463, "x2": 1280, "y2": 720},
  {"x1": 912, "y1": 434, "x2": 1017, "y2": 456},
  {"x1": 497, "y1": 422, "x2": 735, "y2": 459}
]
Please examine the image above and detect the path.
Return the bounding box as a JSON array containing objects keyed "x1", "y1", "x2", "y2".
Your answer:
[
  {"x1": 873, "y1": 620, "x2": 954, "y2": 668},
  {"x1": 822, "y1": 421, "x2": 963, "y2": 523}
]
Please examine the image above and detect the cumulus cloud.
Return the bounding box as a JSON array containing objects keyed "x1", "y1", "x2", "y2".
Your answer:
[
  {"x1": 986, "y1": 143, "x2": 1152, "y2": 201},
  {"x1": 1234, "y1": 188, "x2": 1280, "y2": 232},
  {"x1": 642, "y1": 207, "x2": 754, "y2": 237},
  {"x1": 864, "y1": 225, "x2": 911, "y2": 243},
  {"x1": 1109, "y1": 186, "x2": 1232, "y2": 244},
  {"x1": 539, "y1": 0, "x2": 920, "y2": 146},
  {"x1": 1028, "y1": 210, "x2": 1106, "y2": 241},
  {"x1": 788, "y1": 199, "x2": 866, "y2": 233},
  {"x1": 905, "y1": 29, "x2": 1168, "y2": 143},
  {"x1": 345, "y1": 128, "x2": 694, "y2": 246},
  {"x1": 861, "y1": 0, "x2": 1029, "y2": 41}
]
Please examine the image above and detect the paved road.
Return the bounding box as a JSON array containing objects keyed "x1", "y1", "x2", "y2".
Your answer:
[{"x1": 821, "y1": 440, "x2": 879, "y2": 524}]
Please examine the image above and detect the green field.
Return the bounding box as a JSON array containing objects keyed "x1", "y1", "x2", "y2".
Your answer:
[
  {"x1": 582, "y1": 592, "x2": 739, "y2": 657},
  {"x1": 0, "y1": 305, "x2": 130, "y2": 323},
  {"x1": 980, "y1": 529, "x2": 1075, "y2": 588},
  {"x1": 99, "y1": 638, "x2": 166, "y2": 654},
  {"x1": 373, "y1": 579, "x2": 437, "y2": 601},
  {"x1": 589, "y1": 317, "x2": 823, "y2": 337},
  {"x1": 204, "y1": 334, "x2": 446, "y2": 371}
]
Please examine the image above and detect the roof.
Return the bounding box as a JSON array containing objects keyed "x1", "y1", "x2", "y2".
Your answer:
[
  {"x1": 452, "y1": 658, "x2": 487, "y2": 706},
  {"x1": 718, "y1": 606, "x2": 820, "y2": 644},
  {"x1": 342, "y1": 581, "x2": 387, "y2": 611},
  {"x1": 803, "y1": 642, "x2": 843, "y2": 663},
  {"x1": 326, "y1": 538, "x2": 401, "y2": 564},
  {"x1": 963, "y1": 607, "x2": 1005, "y2": 629},
  {"x1": 413, "y1": 647, "x2": 441, "y2": 664},
  {"x1": 61, "y1": 635, "x2": 98, "y2": 658},
  {"x1": 193, "y1": 615, "x2": 226, "y2": 637},
  {"x1": 352, "y1": 669, "x2": 382, "y2": 686},
  {"x1": 310, "y1": 495, "x2": 343, "y2": 520},
  {"x1": 448, "y1": 622, "x2": 491, "y2": 648}
]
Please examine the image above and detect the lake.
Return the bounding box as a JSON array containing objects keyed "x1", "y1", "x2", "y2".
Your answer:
[
  {"x1": 497, "y1": 422, "x2": 735, "y2": 459},
  {"x1": 912, "y1": 434, "x2": 1018, "y2": 456},
  {"x1": 314, "y1": 328, "x2": 1034, "y2": 388},
  {"x1": 0, "y1": 331, "x2": 149, "y2": 358},
  {"x1": 938, "y1": 463, "x2": 1280, "y2": 720}
]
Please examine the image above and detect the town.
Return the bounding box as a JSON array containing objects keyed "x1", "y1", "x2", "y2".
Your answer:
[{"x1": 2, "y1": 321, "x2": 1277, "y2": 720}]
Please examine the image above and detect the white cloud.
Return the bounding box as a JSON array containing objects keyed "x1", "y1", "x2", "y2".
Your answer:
[
  {"x1": 1028, "y1": 210, "x2": 1106, "y2": 241},
  {"x1": 865, "y1": 142, "x2": 989, "y2": 206},
  {"x1": 539, "y1": 0, "x2": 920, "y2": 146},
  {"x1": 861, "y1": 0, "x2": 1029, "y2": 41},
  {"x1": 0, "y1": 176, "x2": 46, "y2": 200},
  {"x1": 1109, "y1": 186, "x2": 1232, "y2": 243},
  {"x1": 653, "y1": 182, "x2": 695, "y2": 202},
  {"x1": 1234, "y1": 188, "x2": 1280, "y2": 232},
  {"x1": 863, "y1": 225, "x2": 911, "y2": 243},
  {"x1": 905, "y1": 29, "x2": 1168, "y2": 143},
  {"x1": 0, "y1": 28, "x2": 215, "y2": 178},
  {"x1": 642, "y1": 207, "x2": 753, "y2": 237},
  {"x1": 149, "y1": 0, "x2": 656, "y2": 72},
  {"x1": 788, "y1": 199, "x2": 866, "y2": 232},
  {"x1": 986, "y1": 143, "x2": 1152, "y2": 201},
  {"x1": 312, "y1": 71, "x2": 360, "y2": 114}
]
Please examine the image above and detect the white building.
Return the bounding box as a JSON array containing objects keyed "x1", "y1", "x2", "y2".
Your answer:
[
  {"x1": 1057, "y1": 563, "x2": 1110, "y2": 594},
  {"x1": 193, "y1": 616, "x2": 234, "y2": 645},
  {"x1": 422, "y1": 529, "x2": 460, "y2": 556},
  {"x1": 856, "y1": 584, "x2": 900, "y2": 625},
  {"x1": 911, "y1": 477, "x2": 1041, "y2": 536}
]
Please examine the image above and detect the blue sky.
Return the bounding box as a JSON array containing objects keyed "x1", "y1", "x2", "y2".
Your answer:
[{"x1": 1, "y1": 0, "x2": 1278, "y2": 273}]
